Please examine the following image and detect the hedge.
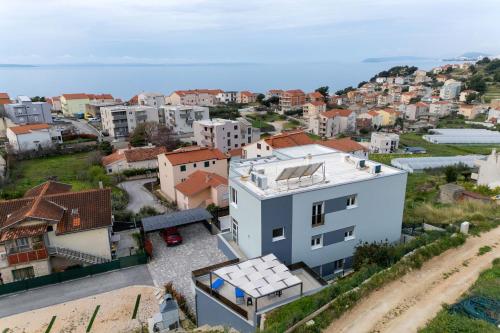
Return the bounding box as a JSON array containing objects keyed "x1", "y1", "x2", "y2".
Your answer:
[{"x1": 122, "y1": 168, "x2": 158, "y2": 177}]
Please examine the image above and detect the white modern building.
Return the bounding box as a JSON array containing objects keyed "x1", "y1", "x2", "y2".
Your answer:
[
  {"x1": 216, "y1": 91, "x2": 238, "y2": 104},
  {"x1": 101, "y1": 105, "x2": 159, "y2": 138},
  {"x1": 6, "y1": 124, "x2": 62, "y2": 152},
  {"x1": 193, "y1": 118, "x2": 260, "y2": 153},
  {"x1": 439, "y1": 79, "x2": 462, "y2": 100},
  {"x1": 4, "y1": 96, "x2": 53, "y2": 124},
  {"x1": 227, "y1": 144, "x2": 407, "y2": 279},
  {"x1": 159, "y1": 105, "x2": 209, "y2": 135},
  {"x1": 473, "y1": 149, "x2": 500, "y2": 189},
  {"x1": 369, "y1": 132, "x2": 399, "y2": 153},
  {"x1": 137, "y1": 92, "x2": 166, "y2": 108}
]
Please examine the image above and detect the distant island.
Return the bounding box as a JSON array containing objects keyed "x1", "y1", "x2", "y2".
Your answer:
[
  {"x1": 442, "y1": 52, "x2": 490, "y2": 61},
  {"x1": 0, "y1": 64, "x2": 37, "y2": 68},
  {"x1": 362, "y1": 56, "x2": 432, "y2": 63}
]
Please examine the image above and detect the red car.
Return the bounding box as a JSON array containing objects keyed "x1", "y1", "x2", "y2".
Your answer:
[{"x1": 161, "y1": 227, "x2": 182, "y2": 246}]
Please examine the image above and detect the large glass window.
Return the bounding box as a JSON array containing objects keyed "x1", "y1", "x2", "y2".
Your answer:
[
  {"x1": 272, "y1": 227, "x2": 285, "y2": 241},
  {"x1": 12, "y1": 266, "x2": 35, "y2": 281},
  {"x1": 312, "y1": 202, "x2": 325, "y2": 227}
]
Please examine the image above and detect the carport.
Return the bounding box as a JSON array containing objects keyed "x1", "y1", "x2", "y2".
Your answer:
[{"x1": 142, "y1": 207, "x2": 213, "y2": 233}]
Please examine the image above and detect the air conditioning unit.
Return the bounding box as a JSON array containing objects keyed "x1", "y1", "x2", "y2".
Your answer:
[
  {"x1": 370, "y1": 164, "x2": 382, "y2": 174},
  {"x1": 356, "y1": 160, "x2": 366, "y2": 169},
  {"x1": 251, "y1": 172, "x2": 258, "y2": 183},
  {"x1": 256, "y1": 174, "x2": 268, "y2": 190}
]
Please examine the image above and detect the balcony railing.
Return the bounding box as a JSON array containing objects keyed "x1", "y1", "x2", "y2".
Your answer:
[{"x1": 7, "y1": 246, "x2": 48, "y2": 266}]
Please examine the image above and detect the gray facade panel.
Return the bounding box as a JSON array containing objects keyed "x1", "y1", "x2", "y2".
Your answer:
[
  {"x1": 323, "y1": 226, "x2": 354, "y2": 246},
  {"x1": 324, "y1": 195, "x2": 350, "y2": 214},
  {"x1": 261, "y1": 196, "x2": 293, "y2": 264},
  {"x1": 344, "y1": 256, "x2": 354, "y2": 269},
  {"x1": 217, "y1": 234, "x2": 239, "y2": 260},
  {"x1": 195, "y1": 289, "x2": 255, "y2": 333}
]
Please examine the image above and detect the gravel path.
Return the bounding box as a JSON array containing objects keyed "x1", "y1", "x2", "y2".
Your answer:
[
  {"x1": 119, "y1": 178, "x2": 167, "y2": 214},
  {"x1": 325, "y1": 226, "x2": 500, "y2": 333}
]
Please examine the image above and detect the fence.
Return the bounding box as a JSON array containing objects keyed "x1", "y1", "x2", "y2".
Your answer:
[{"x1": 0, "y1": 253, "x2": 147, "y2": 296}]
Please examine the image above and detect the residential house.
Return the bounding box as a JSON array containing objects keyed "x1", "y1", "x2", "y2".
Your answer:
[
  {"x1": 227, "y1": 144, "x2": 407, "y2": 278},
  {"x1": 401, "y1": 92, "x2": 417, "y2": 105},
  {"x1": 46, "y1": 97, "x2": 61, "y2": 112},
  {"x1": 167, "y1": 89, "x2": 223, "y2": 106},
  {"x1": 85, "y1": 101, "x2": 124, "y2": 118},
  {"x1": 357, "y1": 111, "x2": 383, "y2": 128},
  {"x1": 87, "y1": 94, "x2": 114, "y2": 104},
  {"x1": 0, "y1": 181, "x2": 113, "y2": 283},
  {"x1": 318, "y1": 138, "x2": 368, "y2": 158},
  {"x1": 101, "y1": 105, "x2": 159, "y2": 138},
  {"x1": 472, "y1": 149, "x2": 500, "y2": 189},
  {"x1": 7, "y1": 124, "x2": 62, "y2": 152},
  {"x1": 302, "y1": 101, "x2": 326, "y2": 118},
  {"x1": 279, "y1": 90, "x2": 306, "y2": 113},
  {"x1": 102, "y1": 146, "x2": 167, "y2": 174},
  {"x1": 242, "y1": 131, "x2": 314, "y2": 159},
  {"x1": 60, "y1": 93, "x2": 90, "y2": 115},
  {"x1": 4, "y1": 96, "x2": 53, "y2": 124},
  {"x1": 369, "y1": 132, "x2": 399, "y2": 153},
  {"x1": 193, "y1": 118, "x2": 259, "y2": 153},
  {"x1": 265, "y1": 89, "x2": 283, "y2": 100},
  {"x1": 159, "y1": 105, "x2": 210, "y2": 135},
  {"x1": 175, "y1": 170, "x2": 228, "y2": 210},
  {"x1": 355, "y1": 117, "x2": 372, "y2": 132},
  {"x1": 137, "y1": 92, "x2": 166, "y2": 108},
  {"x1": 362, "y1": 93, "x2": 378, "y2": 105},
  {"x1": 376, "y1": 108, "x2": 399, "y2": 126},
  {"x1": 307, "y1": 91, "x2": 324, "y2": 103},
  {"x1": 458, "y1": 104, "x2": 483, "y2": 120},
  {"x1": 377, "y1": 94, "x2": 393, "y2": 107},
  {"x1": 394, "y1": 77, "x2": 405, "y2": 85},
  {"x1": 0, "y1": 93, "x2": 10, "y2": 114},
  {"x1": 429, "y1": 101, "x2": 453, "y2": 117},
  {"x1": 216, "y1": 91, "x2": 238, "y2": 104},
  {"x1": 236, "y1": 91, "x2": 257, "y2": 104},
  {"x1": 404, "y1": 102, "x2": 429, "y2": 121},
  {"x1": 459, "y1": 90, "x2": 478, "y2": 102},
  {"x1": 487, "y1": 108, "x2": 500, "y2": 123},
  {"x1": 436, "y1": 74, "x2": 449, "y2": 83},
  {"x1": 158, "y1": 147, "x2": 228, "y2": 202},
  {"x1": 439, "y1": 79, "x2": 461, "y2": 100},
  {"x1": 309, "y1": 109, "x2": 356, "y2": 138}
]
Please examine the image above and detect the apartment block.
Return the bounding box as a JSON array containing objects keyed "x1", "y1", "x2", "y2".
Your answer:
[
  {"x1": 137, "y1": 92, "x2": 166, "y2": 107},
  {"x1": 429, "y1": 101, "x2": 452, "y2": 117},
  {"x1": 369, "y1": 132, "x2": 399, "y2": 153},
  {"x1": 101, "y1": 105, "x2": 159, "y2": 138},
  {"x1": 168, "y1": 89, "x2": 223, "y2": 106},
  {"x1": 159, "y1": 105, "x2": 209, "y2": 135},
  {"x1": 4, "y1": 96, "x2": 53, "y2": 124},
  {"x1": 279, "y1": 90, "x2": 306, "y2": 114},
  {"x1": 60, "y1": 93, "x2": 90, "y2": 115},
  {"x1": 216, "y1": 91, "x2": 237, "y2": 104},
  {"x1": 7, "y1": 124, "x2": 62, "y2": 152},
  {"x1": 439, "y1": 79, "x2": 462, "y2": 100},
  {"x1": 227, "y1": 144, "x2": 407, "y2": 279},
  {"x1": 309, "y1": 109, "x2": 356, "y2": 138},
  {"x1": 193, "y1": 118, "x2": 260, "y2": 153}
]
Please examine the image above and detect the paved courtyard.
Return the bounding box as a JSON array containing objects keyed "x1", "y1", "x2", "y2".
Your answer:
[
  {"x1": 147, "y1": 223, "x2": 228, "y2": 310},
  {"x1": 119, "y1": 178, "x2": 168, "y2": 214}
]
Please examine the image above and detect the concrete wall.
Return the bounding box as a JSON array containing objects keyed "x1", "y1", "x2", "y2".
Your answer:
[
  {"x1": 47, "y1": 227, "x2": 112, "y2": 260},
  {"x1": 217, "y1": 233, "x2": 240, "y2": 260},
  {"x1": 0, "y1": 259, "x2": 51, "y2": 284},
  {"x1": 195, "y1": 288, "x2": 255, "y2": 333},
  {"x1": 7, "y1": 129, "x2": 53, "y2": 152}
]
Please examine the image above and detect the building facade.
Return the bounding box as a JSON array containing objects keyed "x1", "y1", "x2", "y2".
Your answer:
[
  {"x1": 369, "y1": 132, "x2": 399, "y2": 153},
  {"x1": 159, "y1": 105, "x2": 209, "y2": 135},
  {"x1": 4, "y1": 96, "x2": 53, "y2": 124},
  {"x1": 60, "y1": 94, "x2": 91, "y2": 115},
  {"x1": 6, "y1": 124, "x2": 62, "y2": 152},
  {"x1": 439, "y1": 79, "x2": 462, "y2": 100},
  {"x1": 279, "y1": 90, "x2": 306, "y2": 113},
  {"x1": 101, "y1": 105, "x2": 159, "y2": 138}
]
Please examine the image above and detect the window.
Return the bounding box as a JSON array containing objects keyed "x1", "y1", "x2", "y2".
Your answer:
[
  {"x1": 333, "y1": 259, "x2": 344, "y2": 271},
  {"x1": 234, "y1": 125, "x2": 238, "y2": 130},
  {"x1": 344, "y1": 229, "x2": 355, "y2": 241},
  {"x1": 346, "y1": 195, "x2": 357, "y2": 208},
  {"x1": 272, "y1": 227, "x2": 285, "y2": 241},
  {"x1": 232, "y1": 218, "x2": 239, "y2": 243},
  {"x1": 227, "y1": 139, "x2": 231, "y2": 146},
  {"x1": 231, "y1": 187, "x2": 238, "y2": 205},
  {"x1": 311, "y1": 235, "x2": 323, "y2": 249},
  {"x1": 12, "y1": 266, "x2": 35, "y2": 281},
  {"x1": 266, "y1": 146, "x2": 270, "y2": 151},
  {"x1": 257, "y1": 143, "x2": 261, "y2": 150},
  {"x1": 193, "y1": 163, "x2": 197, "y2": 168},
  {"x1": 312, "y1": 202, "x2": 325, "y2": 227},
  {"x1": 15, "y1": 237, "x2": 29, "y2": 250},
  {"x1": 204, "y1": 161, "x2": 209, "y2": 167},
  {"x1": 212, "y1": 161, "x2": 215, "y2": 164},
  {"x1": 180, "y1": 165, "x2": 186, "y2": 172},
  {"x1": 234, "y1": 134, "x2": 238, "y2": 139}
]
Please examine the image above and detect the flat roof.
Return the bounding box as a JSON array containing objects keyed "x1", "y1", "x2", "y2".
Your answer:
[
  {"x1": 231, "y1": 144, "x2": 403, "y2": 198},
  {"x1": 142, "y1": 207, "x2": 212, "y2": 232},
  {"x1": 423, "y1": 128, "x2": 500, "y2": 144}
]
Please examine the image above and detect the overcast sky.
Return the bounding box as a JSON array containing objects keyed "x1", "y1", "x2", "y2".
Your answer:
[{"x1": 0, "y1": 0, "x2": 499, "y2": 64}]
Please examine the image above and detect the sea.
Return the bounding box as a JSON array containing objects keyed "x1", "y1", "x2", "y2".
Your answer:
[{"x1": 0, "y1": 60, "x2": 447, "y2": 99}]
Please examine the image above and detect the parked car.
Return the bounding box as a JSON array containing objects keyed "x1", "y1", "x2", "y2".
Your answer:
[{"x1": 161, "y1": 227, "x2": 182, "y2": 246}]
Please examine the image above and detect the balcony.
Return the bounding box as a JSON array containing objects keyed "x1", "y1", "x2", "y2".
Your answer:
[{"x1": 7, "y1": 245, "x2": 48, "y2": 266}]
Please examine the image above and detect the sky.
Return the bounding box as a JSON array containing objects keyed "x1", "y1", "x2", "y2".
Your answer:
[{"x1": 0, "y1": 0, "x2": 499, "y2": 65}]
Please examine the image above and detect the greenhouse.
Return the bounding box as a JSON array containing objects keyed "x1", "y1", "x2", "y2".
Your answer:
[
  {"x1": 391, "y1": 155, "x2": 486, "y2": 173},
  {"x1": 422, "y1": 128, "x2": 500, "y2": 144}
]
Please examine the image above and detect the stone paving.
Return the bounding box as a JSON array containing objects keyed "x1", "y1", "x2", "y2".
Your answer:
[{"x1": 147, "y1": 223, "x2": 228, "y2": 310}]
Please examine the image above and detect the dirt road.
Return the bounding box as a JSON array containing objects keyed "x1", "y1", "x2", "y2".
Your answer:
[{"x1": 325, "y1": 227, "x2": 500, "y2": 333}]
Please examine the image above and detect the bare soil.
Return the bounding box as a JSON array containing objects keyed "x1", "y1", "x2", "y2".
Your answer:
[{"x1": 326, "y1": 227, "x2": 500, "y2": 333}]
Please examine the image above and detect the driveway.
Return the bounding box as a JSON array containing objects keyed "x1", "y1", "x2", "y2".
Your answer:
[
  {"x1": 0, "y1": 265, "x2": 153, "y2": 318},
  {"x1": 119, "y1": 178, "x2": 168, "y2": 214},
  {"x1": 147, "y1": 223, "x2": 228, "y2": 310}
]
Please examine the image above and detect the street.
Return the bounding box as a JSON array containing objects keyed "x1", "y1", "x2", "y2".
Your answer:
[{"x1": 119, "y1": 178, "x2": 168, "y2": 214}]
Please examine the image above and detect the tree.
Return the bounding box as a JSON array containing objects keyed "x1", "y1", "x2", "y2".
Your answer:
[
  {"x1": 444, "y1": 166, "x2": 458, "y2": 183},
  {"x1": 129, "y1": 123, "x2": 148, "y2": 147},
  {"x1": 467, "y1": 74, "x2": 487, "y2": 94},
  {"x1": 256, "y1": 93, "x2": 265, "y2": 104},
  {"x1": 465, "y1": 92, "x2": 478, "y2": 104},
  {"x1": 315, "y1": 86, "x2": 329, "y2": 98},
  {"x1": 335, "y1": 86, "x2": 354, "y2": 96},
  {"x1": 357, "y1": 81, "x2": 368, "y2": 88},
  {"x1": 494, "y1": 71, "x2": 500, "y2": 83},
  {"x1": 31, "y1": 96, "x2": 46, "y2": 102},
  {"x1": 150, "y1": 123, "x2": 179, "y2": 150},
  {"x1": 98, "y1": 141, "x2": 113, "y2": 155}
]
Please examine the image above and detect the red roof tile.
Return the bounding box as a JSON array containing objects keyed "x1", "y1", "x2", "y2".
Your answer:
[
  {"x1": 8, "y1": 123, "x2": 50, "y2": 135},
  {"x1": 62, "y1": 93, "x2": 89, "y2": 100},
  {"x1": 175, "y1": 170, "x2": 227, "y2": 196},
  {"x1": 165, "y1": 147, "x2": 227, "y2": 166},
  {"x1": 321, "y1": 109, "x2": 353, "y2": 118},
  {"x1": 124, "y1": 146, "x2": 167, "y2": 163},
  {"x1": 0, "y1": 223, "x2": 48, "y2": 241},
  {"x1": 264, "y1": 131, "x2": 314, "y2": 149},
  {"x1": 318, "y1": 138, "x2": 368, "y2": 153}
]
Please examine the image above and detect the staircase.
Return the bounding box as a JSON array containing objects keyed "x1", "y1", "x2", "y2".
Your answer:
[{"x1": 47, "y1": 246, "x2": 110, "y2": 265}]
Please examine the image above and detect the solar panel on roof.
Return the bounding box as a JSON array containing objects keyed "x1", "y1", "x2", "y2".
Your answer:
[{"x1": 275, "y1": 162, "x2": 323, "y2": 181}]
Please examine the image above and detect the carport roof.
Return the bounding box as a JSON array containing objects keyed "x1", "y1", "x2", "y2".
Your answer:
[{"x1": 142, "y1": 207, "x2": 212, "y2": 232}]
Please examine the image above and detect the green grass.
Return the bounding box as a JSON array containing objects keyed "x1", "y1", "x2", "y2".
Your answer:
[
  {"x1": 399, "y1": 133, "x2": 499, "y2": 156},
  {"x1": 283, "y1": 121, "x2": 300, "y2": 130},
  {"x1": 306, "y1": 133, "x2": 322, "y2": 140},
  {"x1": 483, "y1": 84, "x2": 500, "y2": 103},
  {"x1": 44, "y1": 316, "x2": 56, "y2": 333},
  {"x1": 477, "y1": 246, "x2": 492, "y2": 256},
  {"x1": 86, "y1": 305, "x2": 100, "y2": 332},
  {"x1": 419, "y1": 258, "x2": 500, "y2": 333},
  {"x1": 132, "y1": 294, "x2": 141, "y2": 319}
]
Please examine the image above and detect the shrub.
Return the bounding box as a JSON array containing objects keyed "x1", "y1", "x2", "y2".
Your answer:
[
  {"x1": 122, "y1": 168, "x2": 158, "y2": 177},
  {"x1": 164, "y1": 282, "x2": 196, "y2": 323}
]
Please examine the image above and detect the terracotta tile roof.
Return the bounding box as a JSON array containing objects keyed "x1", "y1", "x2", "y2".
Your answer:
[
  {"x1": 309, "y1": 91, "x2": 323, "y2": 98},
  {"x1": 319, "y1": 138, "x2": 368, "y2": 153},
  {"x1": 0, "y1": 182, "x2": 112, "y2": 235},
  {"x1": 321, "y1": 109, "x2": 353, "y2": 118},
  {"x1": 174, "y1": 89, "x2": 223, "y2": 96},
  {"x1": 307, "y1": 101, "x2": 326, "y2": 106},
  {"x1": 0, "y1": 223, "x2": 48, "y2": 241},
  {"x1": 367, "y1": 110, "x2": 380, "y2": 117},
  {"x1": 129, "y1": 95, "x2": 139, "y2": 105},
  {"x1": 102, "y1": 150, "x2": 125, "y2": 166},
  {"x1": 175, "y1": 170, "x2": 227, "y2": 196},
  {"x1": 24, "y1": 181, "x2": 72, "y2": 198},
  {"x1": 164, "y1": 147, "x2": 227, "y2": 166},
  {"x1": 268, "y1": 89, "x2": 283, "y2": 94},
  {"x1": 91, "y1": 94, "x2": 113, "y2": 100},
  {"x1": 240, "y1": 91, "x2": 254, "y2": 97},
  {"x1": 62, "y1": 93, "x2": 89, "y2": 100},
  {"x1": 0, "y1": 93, "x2": 10, "y2": 104},
  {"x1": 0, "y1": 93, "x2": 10, "y2": 99},
  {"x1": 284, "y1": 89, "x2": 305, "y2": 96},
  {"x1": 416, "y1": 102, "x2": 429, "y2": 107},
  {"x1": 264, "y1": 131, "x2": 314, "y2": 149},
  {"x1": 124, "y1": 146, "x2": 167, "y2": 163},
  {"x1": 228, "y1": 148, "x2": 242, "y2": 157},
  {"x1": 8, "y1": 123, "x2": 50, "y2": 135}
]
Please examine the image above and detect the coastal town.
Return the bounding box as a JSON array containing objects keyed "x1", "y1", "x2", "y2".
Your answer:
[{"x1": 0, "y1": 57, "x2": 499, "y2": 333}]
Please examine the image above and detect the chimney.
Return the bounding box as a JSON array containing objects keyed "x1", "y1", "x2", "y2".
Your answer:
[{"x1": 71, "y1": 208, "x2": 81, "y2": 228}]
